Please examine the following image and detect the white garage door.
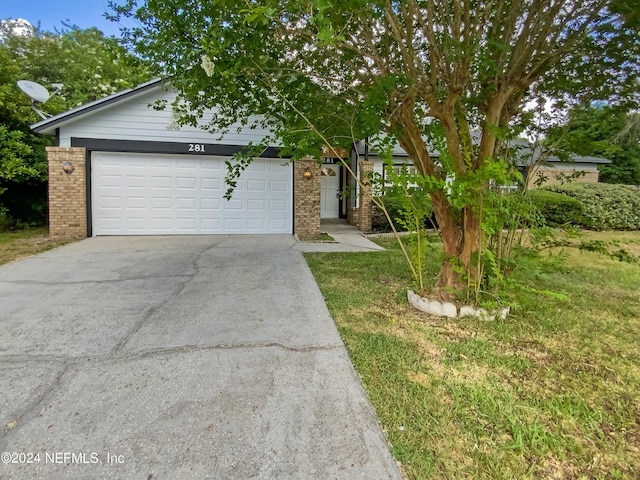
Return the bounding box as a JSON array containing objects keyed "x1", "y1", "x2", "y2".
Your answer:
[{"x1": 91, "y1": 152, "x2": 292, "y2": 235}]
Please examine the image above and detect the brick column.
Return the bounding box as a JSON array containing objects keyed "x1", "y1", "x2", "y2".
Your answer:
[
  {"x1": 47, "y1": 147, "x2": 87, "y2": 240},
  {"x1": 294, "y1": 157, "x2": 321, "y2": 237},
  {"x1": 358, "y1": 160, "x2": 373, "y2": 233}
]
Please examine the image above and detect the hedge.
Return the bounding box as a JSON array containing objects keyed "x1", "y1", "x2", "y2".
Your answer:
[
  {"x1": 373, "y1": 183, "x2": 640, "y2": 232},
  {"x1": 527, "y1": 190, "x2": 584, "y2": 227},
  {"x1": 542, "y1": 183, "x2": 640, "y2": 230}
]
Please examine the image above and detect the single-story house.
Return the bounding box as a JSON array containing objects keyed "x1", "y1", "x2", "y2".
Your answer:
[{"x1": 32, "y1": 78, "x2": 610, "y2": 239}]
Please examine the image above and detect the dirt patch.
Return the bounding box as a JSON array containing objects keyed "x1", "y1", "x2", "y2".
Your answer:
[
  {"x1": 298, "y1": 233, "x2": 335, "y2": 242},
  {"x1": 537, "y1": 453, "x2": 581, "y2": 480},
  {"x1": 0, "y1": 232, "x2": 70, "y2": 265},
  {"x1": 495, "y1": 340, "x2": 552, "y2": 367}
]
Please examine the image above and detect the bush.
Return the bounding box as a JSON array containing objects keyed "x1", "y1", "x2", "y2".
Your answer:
[
  {"x1": 372, "y1": 191, "x2": 435, "y2": 232},
  {"x1": 372, "y1": 195, "x2": 402, "y2": 231},
  {"x1": 528, "y1": 190, "x2": 584, "y2": 227},
  {"x1": 543, "y1": 183, "x2": 640, "y2": 230},
  {"x1": 0, "y1": 180, "x2": 48, "y2": 226}
]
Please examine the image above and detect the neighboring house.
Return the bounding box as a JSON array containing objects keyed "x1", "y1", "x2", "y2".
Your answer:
[
  {"x1": 523, "y1": 155, "x2": 611, "y2": 188},
  {"x1": 32, "y1": 78, "x2": 610, "y2": 239}
]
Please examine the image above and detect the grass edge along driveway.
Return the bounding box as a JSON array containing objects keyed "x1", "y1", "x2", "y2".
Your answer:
[
  {"x1": 304, "y1": 232, "x2": 640, "y2": 480},
  {"x1": 0, "y1": 228, "x2": 69, "y2": 266}
]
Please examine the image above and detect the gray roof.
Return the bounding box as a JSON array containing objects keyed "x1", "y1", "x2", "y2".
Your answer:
[{"x1": 29, "y1": 80, "x2": 611, "y2": 167}]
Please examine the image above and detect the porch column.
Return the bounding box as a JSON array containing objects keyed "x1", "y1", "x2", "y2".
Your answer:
[
  {"x1": 294, "y1": 157, "x2": 321, "y2": 238},
  {"x1": 358, "y1": 160, "x2": 373, "y2": 233},
  {"x1": 47, "y1": 147, "x2": 87, "y2": 240}
]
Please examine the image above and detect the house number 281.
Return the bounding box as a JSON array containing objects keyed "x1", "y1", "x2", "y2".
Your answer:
[{"x1": 188, "y1": 144, "x2": 205, "y2": 152}]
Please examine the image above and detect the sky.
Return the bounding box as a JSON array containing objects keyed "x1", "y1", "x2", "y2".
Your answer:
[{"x1": 1, "y1": 0, "x2": 135, "y2": 37}]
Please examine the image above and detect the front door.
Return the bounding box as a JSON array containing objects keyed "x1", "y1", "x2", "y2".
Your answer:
[{"x1": 320, "y1": 164, "x2": 340, "y2": 218}]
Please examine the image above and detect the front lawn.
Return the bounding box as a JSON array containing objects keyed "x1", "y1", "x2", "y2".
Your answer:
[
  {"x1": 0, "y1": 228, "x2": 69, "y2": 266},
  {"x1": 304, "y1": 231, "x2": 640, "y2": 479}
]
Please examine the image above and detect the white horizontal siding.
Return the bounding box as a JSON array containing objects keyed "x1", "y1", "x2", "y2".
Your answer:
[{"x1": 58, "y1": 87, "x2": 275, "y2": 147}]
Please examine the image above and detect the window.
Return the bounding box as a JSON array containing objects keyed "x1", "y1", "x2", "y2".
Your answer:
[
  {"x1": 391, "y1": 164, "x2": 418, "y2": 176},
  {"x1": 320, "y1": 167, "x2": 337, "y2": 176}
]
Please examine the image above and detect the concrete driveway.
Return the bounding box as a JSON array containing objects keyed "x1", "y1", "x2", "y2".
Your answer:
[{"x1": 0, "y1": 235, "x2": 402, "y2": 479}]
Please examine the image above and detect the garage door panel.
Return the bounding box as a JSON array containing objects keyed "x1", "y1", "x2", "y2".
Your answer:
[
  {"x1": 152, "y1": 197, "x2": 172, "y2": 209},
  {"x1": 247, "y1": 219, "x2": 266, "y2": 230},
  {"x1": 126, "y1": 217, "x2": 146, "y2": 229},
  {"x1": 201, "y1": 218, "x2": 220, "y2": 229},
  {"x1": 248, "y1": 199, "x2": 266, "y2": 211},
  {"x1": 201, "y1": 198, "x2": 220, "y2": 210},
  {"x1": 176, "y1": 198, "x2": 196, "y2": 210},
  {"x1": 225, "y1": 199, "x2": 243, "y2": 210},
  {"x1": 201, "y1": 161, "x2": 222, "y2": 171},
  {"x1": 151, "y1": 158, "x2": 172, "y2": 167},
  {"x1": 151, "y1": 176, "x2": 172, "y2": 188},
  {"x1": 223, "y1": 219, "x2": 243, "y2": 231},
  {"x1": 270, "y1": 199, "x2": 288, "y2": 211},
  {"x1": 176, "y1": 177, "x2": 196, "y2": 189},
  {"x1": 269, "y1": 219, "x2": 287, "y2": 230},
  {"x1": 270, "y1": 180, "x2": 288, "y2": 192},
  {"x1": 92, "y1": 153, "x2": 292, "y2": 235},
  {"x1": 248, "y1": 179, "x2": 266, "y2": 191},
  {"x1": 177, "y1": 158, "x2": 197, "y2": 169},
  {"x1": 251, "y1": 162, "x2": 267, "y2": 172},
  {"x1": 201, "y1": 178, "x2": 220, "y2": 190}
]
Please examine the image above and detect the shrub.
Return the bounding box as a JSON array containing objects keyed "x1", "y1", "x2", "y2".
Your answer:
[
  {"x1": 528, "y1": 190, "x2": 584, "y2": 227},
  {"x1": 543, "y1": 183, "x2": 640, "y2": 230},
  {"x1": 372, "y1": 190, "x2": 435, "y2": 232}
]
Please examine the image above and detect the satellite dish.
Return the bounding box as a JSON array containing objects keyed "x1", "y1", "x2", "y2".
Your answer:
[
  {"x1": 17, "y1": 80, "x2": 50, "y2": 103},
  {"x1": 17, "y1": 80, "x2": 64, "y2": 120}
]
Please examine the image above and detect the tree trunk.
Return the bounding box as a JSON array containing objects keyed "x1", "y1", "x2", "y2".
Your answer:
[
  {"x1": 429, "y1": 190, "x2": 463, "y2": 289},
  {"x1": 459, "y1": 204, "x2": 482, "y2": 279},
  {"x1": 431, "y1": 193, "x2": 482, "y2": 290}
]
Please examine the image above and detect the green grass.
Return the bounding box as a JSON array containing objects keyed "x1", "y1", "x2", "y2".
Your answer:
[
  {"x1": 304, "y1": 231, "x2": 640, "y2": 479},
  {"x1": 0, "y1": 227, "x2": 69, "y2": 265}
]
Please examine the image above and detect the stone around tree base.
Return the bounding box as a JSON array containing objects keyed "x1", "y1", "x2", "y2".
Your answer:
[{"x1": 407, "y1": 290, "x2": 510, "y2": 321}]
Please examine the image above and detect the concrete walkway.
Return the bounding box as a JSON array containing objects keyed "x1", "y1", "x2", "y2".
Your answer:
[
  {"x1": 293, "y1": 219, "x2": 385, "y2": 253},
  {"x1": 0, "y1": 235, "x2": 402, "y2": 479}
]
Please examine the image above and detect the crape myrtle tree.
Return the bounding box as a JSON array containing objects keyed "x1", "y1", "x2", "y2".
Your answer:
[{"x1": 110, "y1": 0, "x2": 639, "y2": 291}]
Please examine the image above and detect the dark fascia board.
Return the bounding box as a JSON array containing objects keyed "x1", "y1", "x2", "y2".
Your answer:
[
  {"x1": 569, "y1": 155, "x2": 612, "y2": 164},
  {"x1": 71, "y1": 137, "x2": 283, "y2": 158},
  {"x1": 31, "y1": 78, "x2": 165, "y2": 135},
  {"x1": 517, "y1": 147, "x2": 612, "y2": 165}
]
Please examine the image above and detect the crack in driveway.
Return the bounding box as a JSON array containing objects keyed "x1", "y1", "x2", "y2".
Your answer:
[
  {"x1": 0, "y1": 275, "x2": 194, "y2": 287},
  {"x1": 110, "y1": 240, "x2": 223, "y2": 355}
]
